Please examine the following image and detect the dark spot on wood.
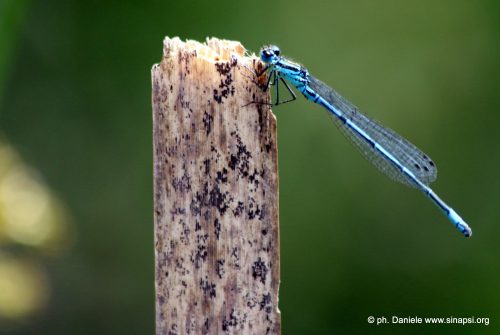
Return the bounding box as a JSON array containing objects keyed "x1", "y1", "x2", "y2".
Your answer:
[
  {"x1": 203, "y1": 158, "x2": 210, "y2": 175},
  {"x1": 222, "y1": 308, "x2": 238, "y2": 331},
  {"x1": 216, "y1": 259, "x2": 225, "y2": 279},
  {"x1": 245, "y1": 292, "x2": 258, "y2": 309},
  {"x1": 213, "y1": 62, "x2": 236, "y2": 104},
  {"x1": 200, "y1": 277, "x2": 216, "y2": 298},
  {"x1": 259, "y1": 204, "x2": 266, "y2": 220},
  {"x1": 265, "y1": 141, "x2": 272, "y2": 153},
  {"x1": 214, "y1": 219, "x2": 221, "y2": 240},
  {"x1": 233, "y1": 201, "x2": 244, "y2": 217},
  {"x1": 171, "y1": 207, "x2": 186, "y2": 217},
  {"x1": 252, "y1": 257, "x2": 268, "y2": 284},
  {"x1": 172, "y1": 166, "x2": 191, "y2": 193},
  {"x1": 215, "y1": 62, "x2": 233, "y2": 76},
  {"x1": 247, "y1": 199, "x2": 261, "y2": 220},
  {"x1": 216, "y1": 168, "x2": 228, "y2": 183},
  {"x1": 190, "y1": 192, "x2": 202, "y2": 217},
  {"x1": 168, "y1": 323, "x2": 178, "y2": 335},
  {"x1": 204, "y1": 318, "x2": 210, "y2": 332},
  {"x1": 180, "y1": 221, "x2": 191, "y2": 244},
  {"x1": 190, "y1": 232, "x2": 208, "y2": 268},
  {"x1": 228, "y1": 133, "x2": 252, "y2": 178},
  {"x1": 229, "y1": 155, "x2": 238, "y2": 170},
  {"x1": 209, "y1": 184, "x2": 231, "y2": 215},
  {"x1": 213, "y1": 89, "x2": 223, "y2": 104},
  {"x1": 203, "y1": 209, "x2": 210, "y2": 222},
  {"x1": 260, "y1": 293, "x2": 271, "y2": 312},
  {"x1": 249, "y1": 169, "x2": 260, "y2": 186},
  {"x1": 203, "y1": 111, "x2": 214, "y2": 135},
  {"x1": 231, "y1": 247, "x2": 240, "y2": 269},
  {"x1": 190, "y1": 180, "x2": 233, "y2": 217}
]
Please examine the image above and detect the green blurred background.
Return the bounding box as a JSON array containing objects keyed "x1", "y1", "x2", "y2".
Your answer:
[{"x1": 0, "y1": 0, "x2": 499, "y2": 334}]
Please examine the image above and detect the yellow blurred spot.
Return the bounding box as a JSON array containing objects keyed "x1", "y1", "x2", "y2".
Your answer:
[
  {"x1": 0, "y1": 167, "x2": 62, "y2": 247},
  {"x1": 0, "y1": 140, "x2": 72, "y2": 321},
  {"x1": 0, "y1": 141, "x2": 72, "y2": 251},
  {"x1": 0, "y1": 255, "x2": 49, "y2": 319}
]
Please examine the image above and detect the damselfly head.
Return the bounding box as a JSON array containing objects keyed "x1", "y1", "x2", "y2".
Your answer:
[{"x1": 260, "y1": 45, "x2": 281, "y2": 64}]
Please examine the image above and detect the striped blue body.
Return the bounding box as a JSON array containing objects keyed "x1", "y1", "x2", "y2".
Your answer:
[{"x1": 259, "y1": 45, "x2": 472, "y2": 237}]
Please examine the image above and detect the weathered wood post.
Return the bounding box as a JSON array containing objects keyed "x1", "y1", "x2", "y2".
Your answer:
[{"x1": 152, "y1": 37, "x2": 280, "y2": 335}]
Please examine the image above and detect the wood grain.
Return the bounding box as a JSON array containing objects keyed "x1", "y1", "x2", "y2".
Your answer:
[{"x1": 152, "y1": 37, "x2": 280, "y2": 335}]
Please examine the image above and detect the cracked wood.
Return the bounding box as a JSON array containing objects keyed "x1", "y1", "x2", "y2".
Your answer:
[{"x1": 152, "y1": 37, "x2": 280, "y2": 335}]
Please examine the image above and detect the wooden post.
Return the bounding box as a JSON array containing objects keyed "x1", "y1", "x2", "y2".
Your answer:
[{"x1": 152, "y1": 37, "x2": 280, "y2": 335}]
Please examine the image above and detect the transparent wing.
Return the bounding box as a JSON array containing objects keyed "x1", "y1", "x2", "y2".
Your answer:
[{"x1": 309, "y1": 75, "x2": 437, "y2": 187}]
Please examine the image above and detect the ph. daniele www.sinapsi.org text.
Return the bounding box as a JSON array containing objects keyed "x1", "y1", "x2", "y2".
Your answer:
[{"x1": 371, "y1": 316, "x2": 489, "y2": 325}]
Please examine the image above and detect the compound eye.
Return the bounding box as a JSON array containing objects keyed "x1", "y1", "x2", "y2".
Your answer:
[
  {"x1": 261, "y1": 49, "x2": 273, "y2": 61},
  {"x1": 270, "y1": 45, "x2": 280, "y2": 56}
]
